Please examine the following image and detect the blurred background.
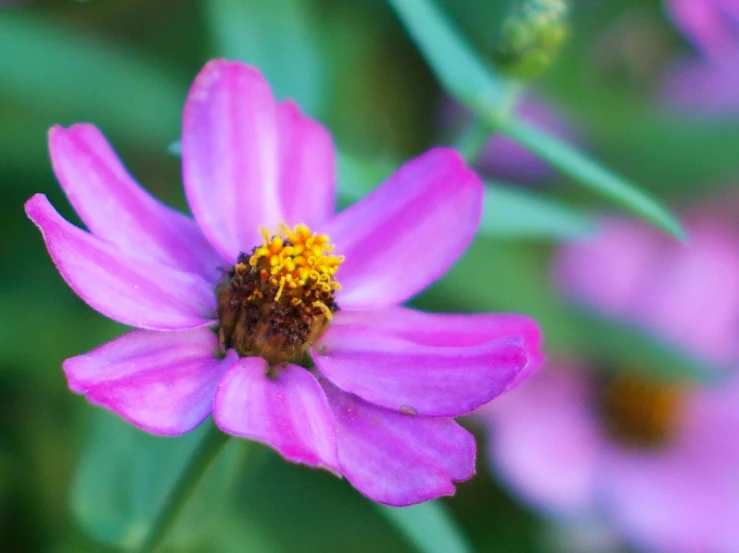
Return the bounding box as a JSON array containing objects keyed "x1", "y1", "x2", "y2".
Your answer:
[{"x1": 3, "y1": 0, "x2": 739, "y2": 552}]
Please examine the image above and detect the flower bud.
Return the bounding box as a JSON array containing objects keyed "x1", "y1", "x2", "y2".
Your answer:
[{"x1": 493, "y1": 0, "x2": 570, "y2": 79}]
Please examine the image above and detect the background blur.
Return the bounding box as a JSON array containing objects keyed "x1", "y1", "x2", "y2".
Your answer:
[{"x1": 2, "y1": 0, "x2": 739, "y2": 552}]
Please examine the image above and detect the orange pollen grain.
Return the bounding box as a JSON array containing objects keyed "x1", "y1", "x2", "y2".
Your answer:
[{"x1": 247, "y1": 223, "x2": 344, "y2": 318}]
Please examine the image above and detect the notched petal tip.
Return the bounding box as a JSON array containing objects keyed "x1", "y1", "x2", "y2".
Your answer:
[
  {"x1": 322, "y1": 381, "x2": 476, "y2": 506},
  {"x1": 213, "y1": 359, "x2": 340, "y2": 473},
  {"x1": 315, "y1": 309, "x2": 535, "y2": 417},
  {"x1": 62, "y1": 329, "x2": 235, "y2": 436}
]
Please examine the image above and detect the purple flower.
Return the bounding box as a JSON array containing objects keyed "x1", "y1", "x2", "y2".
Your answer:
[
  {"x1": 26, "y1": 60, "x2": 543, "y2": 506},
  {"x1": 661, "y1": 0, "x2": 739, "y2": 117},
  {"x1": 483, "y1": 215, "x2": 739, "y2": 551},
  {"x1": 665, "y1": 0, "x2": 739, "y2": 59}
]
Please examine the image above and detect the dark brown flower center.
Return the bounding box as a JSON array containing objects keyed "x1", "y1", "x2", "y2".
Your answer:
[
  {"x1": 596, "y1": 372, "x2": 683, "y2": 449},
  {"x1": 215, "y1": 223, "x2": 342, "y2": 366}
]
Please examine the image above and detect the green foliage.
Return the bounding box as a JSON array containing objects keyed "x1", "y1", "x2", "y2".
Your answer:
[
  {"x1": 376, "y1": 502, "x2": 474, "y2": 553},
  {"x1": 386, "y1": 0, "x2": 684, "y2": 239},
  {"x1": 71, "y1": 414, "x2": 242, "y2": 550}
]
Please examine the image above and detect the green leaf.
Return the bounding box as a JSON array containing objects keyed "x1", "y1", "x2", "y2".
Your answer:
[
  {"x1": 337, "y1": 151, "x2": 394, "y2": 203},
  {"x1": 206, "y1": 0, "x2": 326, "y2": 116},
  {"x1": 0, "y1": 14, "x2": 186, "y2": 147},
  {"x1": 71, "y1": 413, "x2": 241, "y2": 549},
  {"x1": 376, "y1": 501, "x2": 473, "y2": 553},
  {"x1": 483, "y1": 181, "x2": 594, "y2": 239},
  {"x1": 500, "y1": 119, "x2": 686, "y2": 240},
  {"x1": 385, "y1": 0, "x2": 508, "y2": 113}
]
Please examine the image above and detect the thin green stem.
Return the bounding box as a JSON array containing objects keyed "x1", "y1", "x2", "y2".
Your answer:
[
  {"x1": 499, "y1": 118, "x2": 686, "y2": 240},
  {"x1": 455, "y1": 118, "x2": 491, "y2": 164},
  {"x1": 454, "y1": 82, "x2": 521, "y2": 165},
  {"x1": 135, "y1": 424, "x2": 230, "y2": 553}
]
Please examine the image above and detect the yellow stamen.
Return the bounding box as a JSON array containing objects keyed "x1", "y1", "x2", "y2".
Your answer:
[{"x1": 248, "y1": 222, "x2": 344, "y2": 303}]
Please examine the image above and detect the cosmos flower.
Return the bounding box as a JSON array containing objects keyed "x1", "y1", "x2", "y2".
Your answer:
[
  {"x1": 482, "y1": 215, "x2": 739, "y2": 551},
  {"x1": 26, "y1": 60, "x2": 543, "y2": 506}
]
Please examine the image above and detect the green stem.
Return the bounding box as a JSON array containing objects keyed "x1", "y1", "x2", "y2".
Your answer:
[
  {"x1": 135, "y1": 424, "x2": 230, "y2": 553},
  {"x1": 455, "y1": 119, "x2": 491, "y2": 164},
  {"x1": 455, "y1": 82, "x2": 521, "y2": 165}
]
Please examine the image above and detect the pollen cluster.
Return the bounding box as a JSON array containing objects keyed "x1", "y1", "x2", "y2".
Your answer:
[{"x1": 216, "y1": 223, "x2": 344, "y2": 366}]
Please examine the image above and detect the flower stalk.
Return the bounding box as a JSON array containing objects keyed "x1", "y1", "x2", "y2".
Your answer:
[{"x1": 135, "y1": 424, "x2": 230, "y2": 553}]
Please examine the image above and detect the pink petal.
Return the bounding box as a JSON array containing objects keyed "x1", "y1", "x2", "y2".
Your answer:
[
  {"x1": 630, "y1": 223, "x2": 739, "y2": 365},
  {"x1": 603, "y1": 438, "x2": 739, "y2": 553},
  {"x1": 555, "y1": 218, "x2": 660, "y2": 317},
  {"x1": 277, "y1": 100, "x2": 336, "y2": 226},
  {"x1": 331, "y1": 307, "x2": 544, "y2": 391},
  {"x1": 321, "y1": 378, "x2": 475, "y2": 506},
  {"x1": 482, "y1": 364, "x2": 600, "y2": 515},
  {"x1": 661, "y1": 54, "x2": 739, "y2": 118},
  {"x1": 213, "y1": 359, "x2": 339, "y2": 472},
  {"x1": 25, "y1": 194, "x2": 216, "y2": 330},
  {"x1": 182, "y1": 60, "x2": 337, "y2": 261},
  {"x1": 665, "y1": 0, "x2": 739, "y2": 58},
  {"x1": 49, "y1": 124, "x2": 224, "y2": 281},
  {"x1": 182, "y1": 60, "x2": 282, "y2": 260},
  {"x1": 63, "y1": 328, "x2": 235, "y2": 435},
  {"x1": 603, "y1": 376, "x2": 739, "y2": 552},
  {"x1": 313, "y1": 315, "x2": 526, "y2": 417},
  {"x1": 320, "y1": 148, "x2": 483, "y2": 310}
]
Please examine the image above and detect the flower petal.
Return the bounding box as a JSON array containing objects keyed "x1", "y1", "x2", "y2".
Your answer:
[
  {"x1": 602, "y1": 376, "x2": 739, "y2": 552},
  {"x1": 320, "y1": 148, "x2": 483, "y2": 310},
  {"x1": 555, "y1": 217, "x2": 660, "y2": 316},
  {"x1": 63, "y1": 328, "x2": 234, "y2": 435},
  {"x1": 49, "y1": 124, "x2": 224, "y2": 281},
  {"x1": 25, "y1": 194, "x2": 216, "y2": 330},
  {"x1": 331, "y1": 307, "x2": 544, "y2": 391},
  {"x1": 321, "y1": 379, "x2": 475, "y2": 506},
  {"x1": 213, "y1": 359, "x2": 339, "y2": 472},
  {"x1": 277, "y1": 100, "x2": 336, "y2": 226},
  {"x1": 313, "y1": 316, "x2": 526, "y2": 417},
  {"x1": 482, "y1": 365, "x2": 600, "y2": 515},
  {"x1": 603, "y1": 439, "x2": 739, "y2": 553},
  {"x1": 630, "y1": 220, "x2": 739, "y2": 365},
  {"x1": 182, "y1": 60, "x2": 283, "y2": 260}
]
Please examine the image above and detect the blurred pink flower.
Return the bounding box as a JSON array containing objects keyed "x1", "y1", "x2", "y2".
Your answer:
[
  {"x1": 662, "y1": 0, "x2": 739, "y2": 116},
  {"x1": 26, "y1": 59, "x2": 544, "y2": 506},
  {"x1": 483, "y1": 215, "x2": 739, "y2": 551},
  {"x1": 666, "y1": 0, "x2": 739, "y2": 59}
]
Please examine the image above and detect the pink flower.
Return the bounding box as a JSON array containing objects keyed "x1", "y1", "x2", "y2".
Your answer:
[
  {"x1": 661, "y1": 0, "x2": 739, "y2": 117},
  {"x1": 26, "y1": 60, "x2": 543, "y2": 506},
  {"x1": 483, "y1": 215, "x2": 739, "y2": 551},
  {"x1": 665, "y1": 0, "x2": 739, "y2": 59}
]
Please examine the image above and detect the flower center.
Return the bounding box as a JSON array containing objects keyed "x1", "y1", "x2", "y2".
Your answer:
[
  {"x1": 596, "y1": 372, "x2": 683, "y2": 449},
  {"x1": 216, "y1": 223, "x2": 344, "y2": 366}
]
